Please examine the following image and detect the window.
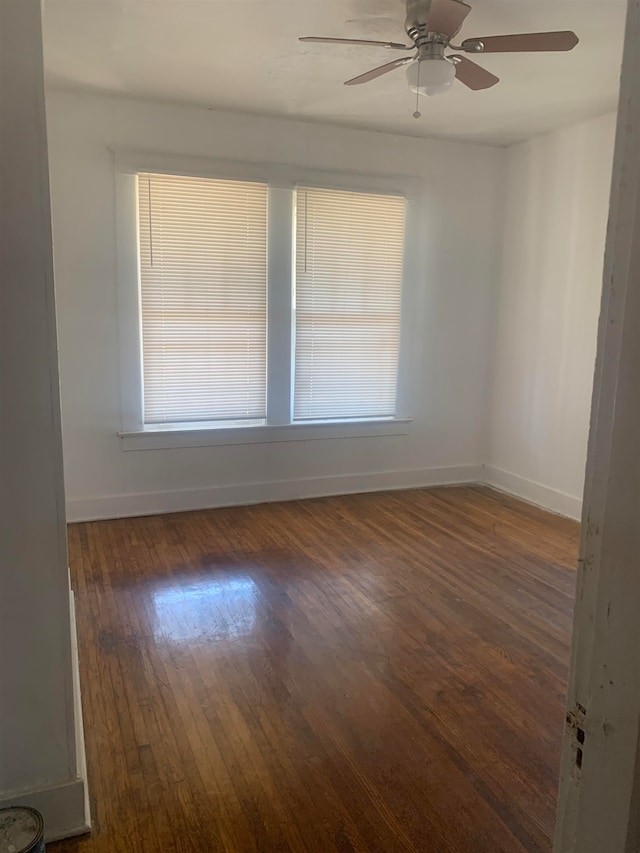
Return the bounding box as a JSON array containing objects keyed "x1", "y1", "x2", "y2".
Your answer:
[
  {"x1": 126, "y1": 166, "x2": 409, "y2": 441},
  {"x1": 138, "y1": 173, "x2": 268, "y2": 425},
  {"x1": 294, "y1": 186, "x2": 405, "y2": 420}
]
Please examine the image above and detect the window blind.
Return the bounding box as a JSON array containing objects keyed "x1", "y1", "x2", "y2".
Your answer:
[
  {"x1": 138, "y1": 173, "x2": 268, "y2": 425},
  {"x1": 294, "y1": 186, "x2": 405, "y2": 421}
]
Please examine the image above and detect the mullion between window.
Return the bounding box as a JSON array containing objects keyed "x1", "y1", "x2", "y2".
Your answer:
[{"x1": 266, "y1": 185, "x2": 294, "y2": 425}]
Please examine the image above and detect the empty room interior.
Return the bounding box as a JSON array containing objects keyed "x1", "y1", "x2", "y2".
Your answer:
[{"x1": 0, "y1": 0, "x2": 631, "y2": 851}]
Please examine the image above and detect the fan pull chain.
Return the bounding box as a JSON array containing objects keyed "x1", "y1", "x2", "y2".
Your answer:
[{"x1": 413, "y1": 61, "x2": 421, "y2": 119}]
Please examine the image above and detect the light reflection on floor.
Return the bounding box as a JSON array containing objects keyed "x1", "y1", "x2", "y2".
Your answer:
[{"x1": 151, "y1": 575, "x2": 258, "y2": 643}]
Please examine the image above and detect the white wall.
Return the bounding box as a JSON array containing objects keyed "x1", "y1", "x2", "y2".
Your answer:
[
  {"x1": 0, "y1": 1, "x2": 88, "y2": 840},
  {"x1": 45, "y1": 90, "x2": 503, "y2": 521},
  {"x1": 486, "y1": 112, "x2": 617, "y2": 519}
]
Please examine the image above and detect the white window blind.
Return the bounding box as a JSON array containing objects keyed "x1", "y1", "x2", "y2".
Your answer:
[
  {"x1": 294, "y1": 186, "x2": 405, "y2": 421},
  {"x1": 138, "y1": 173, "x2": 268, "y2": 425}
]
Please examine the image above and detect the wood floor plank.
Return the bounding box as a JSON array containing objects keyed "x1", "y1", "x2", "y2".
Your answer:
[{"x1": 52, "y1": 486, "x2": 578, "y2": 853}]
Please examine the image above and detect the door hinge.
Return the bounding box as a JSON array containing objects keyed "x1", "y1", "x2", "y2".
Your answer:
[{"x1": 566, "y1": 703, "x2": 587, "y2": 771}]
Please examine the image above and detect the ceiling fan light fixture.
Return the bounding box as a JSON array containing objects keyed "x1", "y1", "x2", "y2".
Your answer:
[{"x1": 406, "y1": 57, "x2": 456, "y2": 97}]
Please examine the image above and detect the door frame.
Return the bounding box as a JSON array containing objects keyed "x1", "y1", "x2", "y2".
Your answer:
[{"x1": 554, "y1": 2, "x2": 640, "y2": 850}]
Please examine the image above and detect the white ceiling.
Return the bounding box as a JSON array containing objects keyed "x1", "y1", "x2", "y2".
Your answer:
[{"x1": 43, "y1": 0, "x2": 626, "y2": 145}]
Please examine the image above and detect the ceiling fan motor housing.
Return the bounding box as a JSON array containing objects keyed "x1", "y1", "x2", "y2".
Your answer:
[
  {"x1": 404, "y1": 0, "x2": 432, "y2": 36},
  {"x1": 404, "y1": 0, "x2": 456, "y2": 52}
]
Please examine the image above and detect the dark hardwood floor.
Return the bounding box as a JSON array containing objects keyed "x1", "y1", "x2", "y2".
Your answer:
[{"x1": 52, "y1": 486, "x2": 578, "y2": 853}]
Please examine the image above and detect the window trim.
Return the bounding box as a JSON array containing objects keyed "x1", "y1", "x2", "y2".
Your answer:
[
  {"x1": 119, "y1": 418, "x2": 411, "y2": 451},
  {"x1": 114, "y1": 149, "x2": 419, "y2": 448}
]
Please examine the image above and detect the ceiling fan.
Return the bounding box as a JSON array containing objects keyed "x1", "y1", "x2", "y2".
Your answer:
[{"x1": 299, "y1": 0, "x2": 579, "y2": 105}]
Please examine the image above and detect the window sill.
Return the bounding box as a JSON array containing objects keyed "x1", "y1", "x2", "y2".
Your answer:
[{"x1": 118, "y1": 418, "x2": 411, "y2": 451}]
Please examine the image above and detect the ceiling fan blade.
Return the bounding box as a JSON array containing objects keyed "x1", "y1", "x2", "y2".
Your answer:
[
  {"x1": 344, "y1": 56, "x2": 414, "y2": 85},
  {"x1": 299, "y1": 37, "x2": 411, "y2": 50},
  {"x1": 463, "y1": 31, "x2": 579, "y2": 53},
  {"x1": 426, "y1": 0, "x2": 471, "y2": 38},
  {"x1": 451, "y1": 56, "x2": 500, "y2": 90}
]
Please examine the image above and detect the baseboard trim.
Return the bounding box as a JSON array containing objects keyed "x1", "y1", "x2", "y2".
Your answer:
[
  {"x1": 69, "y1": 590, "x2": 91, "y2": 837},
  {"x1": 0, "y1": 777, "x2": 90, "y2": 843},
  {"x1": 483, "y1": 465, "x2": 582, "y2": 520},
  {"x1": 67, "y1": 465, "x2": 484, "y2": 522},
  {"x1": 66, "y1": 464, "x2": 582, "y2": 523},
  {"x1": 0, "y1": 592, "x2": 91, "y2": 842},
  {"x1": 0, "y1": 594, "x2": 92, "y2": 841}
]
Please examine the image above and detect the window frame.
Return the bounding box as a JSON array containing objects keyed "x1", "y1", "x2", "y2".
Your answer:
[{"x1": 114, "y1": 149, "x2": 417, "y2": 450}]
